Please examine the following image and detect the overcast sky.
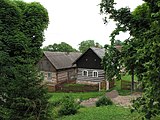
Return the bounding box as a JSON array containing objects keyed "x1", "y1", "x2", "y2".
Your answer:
[{"x1": 24, "y1": 0, "x2": 143, "y2": 49}]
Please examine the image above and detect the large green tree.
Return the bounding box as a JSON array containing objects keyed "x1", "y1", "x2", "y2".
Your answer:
[
  {"x1": 100, "y1": 0, "x2": 160, "y2": 119},
  {"x1": 78, "y1": 40, "x2": 102, "y2": 53},
  {"x1": 43, "y1": 42, "x2": 77, "y2": 52},
  {"x1": 0, "y1": 0, "x2": 51, "y2": 119}
]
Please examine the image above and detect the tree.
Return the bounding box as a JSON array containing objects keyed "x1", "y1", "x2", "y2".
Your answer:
[
  {"x1": 115, "y1": 40, "x2": 123, "y2": 46},
  {"x1": 104, "y1": 40, "x2": 123, "y2": 81},
  {"x1": 100, "y1": 0, "x2": 160, "y2": 119},
  {"x1": 43, "y1": 42, "x2": 77, "y2": 52},
  {"x1": 121, "y1": 39, "x2": 137, "y2": 92},
  {"x1": 0, "y1": 0, "x2": 51, "y2": 119},
  {"x1": 102, "y1": 44, "x2": 121, "y2": 81},
  {"x1": 78, "y1": 40, "x2": 102, "y2": 53}
]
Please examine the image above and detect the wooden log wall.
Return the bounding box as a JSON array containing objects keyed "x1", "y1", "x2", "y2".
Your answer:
[
  {"x1": 57, "y1": 71, "x2": 68, "y2": 83},
  {"x1": 42, "y1": 71, "x2": 57, "y2": 84},
  {"x1": 77, "y1": 68, "x2": 105, "y2": 82}
]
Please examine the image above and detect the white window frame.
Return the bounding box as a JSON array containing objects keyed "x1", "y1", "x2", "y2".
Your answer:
[
  {"x1": 47, "y1": 72, "x2": 52, "y2": 81},
  {"x1": 82, "y1": 70, "x2": 88, "y2": 76},
  {"x1": 92, "y1": 71, "x2": 98, "y2": 77}
]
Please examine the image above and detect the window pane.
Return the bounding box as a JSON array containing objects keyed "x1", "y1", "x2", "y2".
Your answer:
[
  {"x1": 82, "y1": 70, "x2": 88, "y2": 76},
  {"x1": 93, "y1": 71, "x2": 98, "y2": 77},
  {"x1": 48, "y1": 73, "x2": 52, "y2": 80}
]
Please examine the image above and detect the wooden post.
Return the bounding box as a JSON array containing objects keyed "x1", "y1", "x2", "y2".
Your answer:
[
  {"x1": 131, "y1": 66, "x2": 134, "y2": 94},
  {"x1": 106, "y1": 80, "x2": 108, "y2": 91},
  {"x1": 121, "y1": 79, "x2": 122, "y2": 90},
  {"x1": 67, "y1": 71, "x2": 69, "y2": 83},
  {"x1": 99, "y1": 82, "x2": 101, "y2": 91}
]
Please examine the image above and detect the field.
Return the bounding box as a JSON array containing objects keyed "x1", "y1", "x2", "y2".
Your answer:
[
  {"x1": 48, "y1": 80, "x2": 160, "y2": 120},
  {"x1": 49, "y1": 91, "x2": 105, "y2": 102},
  {"x1": 48, "y1": 74, "x2": 156, "y2": 120},
  {"x1": 56, "y1": 105, "x2": 141, "y2": 120},
  {"x1": 49, "y1": 92, "x2": 141, "y2": 120}
]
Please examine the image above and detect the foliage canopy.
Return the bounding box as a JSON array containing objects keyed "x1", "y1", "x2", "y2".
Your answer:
[
  {"x1": 78, "y1": 40, "x2": 102, "y2": 53},
  {"x1": 0, "y1": 0, "x2": 51, "y2": 119},
  {"x1": 43, "y1": 42, "x2": 77, "y2": 52},
  {"x1": 100, "y1": 0, "x2": 160, "y2": 119}
]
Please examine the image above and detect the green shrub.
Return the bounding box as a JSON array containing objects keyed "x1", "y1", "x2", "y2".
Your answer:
[
  {"x1": 63, "y1": 83, "x2": 85, "y2": 87},
  {"x1": 58, "y1": 95, "x2": 80, "y2": 116},
  {"x1": 96, "y1": 96, "x2": 113, "y2": 107},
  {"x1": 51, "y1": 100, "x2": 61, "y2": 107},
  {"x1": 0, "y1": 107, "x2": 11, "y2": 120}
]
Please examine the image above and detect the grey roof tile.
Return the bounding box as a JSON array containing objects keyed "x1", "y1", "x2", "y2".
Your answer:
[
  {"x1": 44, "y1": 51, "x2": 81, "y2": 70},
  {"x1": 90, "y1": 47, "x2": 105, "y2": 59}
]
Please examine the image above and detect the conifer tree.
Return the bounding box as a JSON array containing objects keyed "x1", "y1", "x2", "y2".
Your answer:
[{"x1": 0, "y1": 0, "x2": 50, "y2": 119}]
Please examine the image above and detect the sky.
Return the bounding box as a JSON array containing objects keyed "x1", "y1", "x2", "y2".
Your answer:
[{"x1": 24, "y1": 0, "x2": 143, "y2": 49}]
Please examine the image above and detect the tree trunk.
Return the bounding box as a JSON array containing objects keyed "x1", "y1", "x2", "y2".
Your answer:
[{"x1": 131, "y1": 66, "x2": 134, "y2": 93}]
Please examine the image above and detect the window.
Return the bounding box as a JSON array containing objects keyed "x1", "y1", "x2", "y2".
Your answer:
[
  {"x1": 47, "y1": 72, "x2": 52, "y2": 81},
  {"x1": 82, "y1": 70, "x2": 88, "y2": 76},
  {"x1": 92, "y1": 71, "x2": 98, "y2": 77}
]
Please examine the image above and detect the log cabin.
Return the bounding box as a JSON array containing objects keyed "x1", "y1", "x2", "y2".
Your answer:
[
  {"x1": 37, "y1": 51, "x2": 81, "y2": 91},
  {"x1": 73, "y1": 47, "x2": 114, "y2": 90}
]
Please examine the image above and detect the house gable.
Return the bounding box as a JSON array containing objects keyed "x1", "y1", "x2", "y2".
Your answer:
[
  {"x1": 37, "y1": 51, "x2": 81, "y2": 92},
  {"x1": 75, "y1": 48, "x2": 103, "y2": 69},
  {"x1": 38, "y1": 55, "x2": 56, "y2": 72}
]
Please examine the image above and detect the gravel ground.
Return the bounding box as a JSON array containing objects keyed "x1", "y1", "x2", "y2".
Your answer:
[
  {"x1": 80, "y1": 98, "x2": 98, "y2": 107},
  {"x1": 107, "y1": 90, "x2": 141, "y2": 107},
  {"x1": 80, "y1": 90, "x2": 141, "y2": 107}
]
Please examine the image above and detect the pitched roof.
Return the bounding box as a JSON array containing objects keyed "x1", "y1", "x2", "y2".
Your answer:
[
  {"x1": 90, "y1": 47, "x2": 105, "y2": 59},
  {"x1": 90, "y1": 46, "x2": 121, "y2": 59},
  {"x1": 73, "y1": 47, "x2": 105, "y2": 64},
  {"x1": 44, "y1": 51, "x2": 81, "y2": 70}
]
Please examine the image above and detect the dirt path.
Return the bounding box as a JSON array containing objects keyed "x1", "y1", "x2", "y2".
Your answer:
[
  {"x1": 80, "y1": 90, "x2": 141, "y2": 107},
  {"x1": 106, "y1": 90, "x2": 141, "y2": 107},
  {"x1": 80, "y1": 98, "x2": 98, "y2": 107}
]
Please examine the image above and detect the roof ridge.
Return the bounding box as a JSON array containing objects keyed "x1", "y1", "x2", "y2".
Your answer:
[{"x1": 43, "y1": 51, "x2": 81, "y2": 70}]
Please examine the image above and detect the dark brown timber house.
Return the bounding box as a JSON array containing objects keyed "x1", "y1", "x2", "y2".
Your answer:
[
  {"x1": 73, "y1": 47, "x2": 114, "y2": 90},
  {"x1": 37, "y1": 51, "x2": 81, "y2": 91}
]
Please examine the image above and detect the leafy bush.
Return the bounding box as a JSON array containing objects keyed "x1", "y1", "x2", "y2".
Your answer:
[
  {"x1": 56, "y1": 83, "x2": 99, "y2": 92},
  {"x1": 51, "y1": 100, "x2": 61, "y2": 107},
  {"x1": 58, "y1": 95, "x2": 80, "y2": 116},
  {"x1": 96, "y1": 96, "x2": 113, "y2": 107},
  {"x1": 0, "y1": 107, "x2": 11, "y2": 120},
  {"x1": 63, "y1": 83, "x2": 85, "y2": 87}
]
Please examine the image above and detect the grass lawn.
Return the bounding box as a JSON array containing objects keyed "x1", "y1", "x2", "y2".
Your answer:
[
  {"x1": 121, "y1": 73, "x2": 138, "y2": 81},
  {"x1": 48, "y1": 74, "x2": 160, "y2": 120},
  {"x1": 108, "y1": 73, "x2": 139, "y2": 96},
  {"x1": 50, "y1": 92, "x2": 160, "y2": 120},
  {"x1": 114, "y1": 80, "x2": 131, "y2": 95},
  {"x1": 48, "y1": 91, "x2": 105, "y2": 103},
  {"x1": 56, "y1": 105, "x2": 141, "y2": 120},
  {"x1": 107, "y1": 80, "x2": 131, "y2": 96}
]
